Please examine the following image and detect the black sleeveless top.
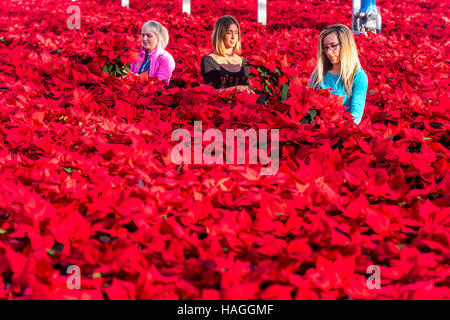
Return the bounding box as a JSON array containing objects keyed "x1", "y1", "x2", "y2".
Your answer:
[{"x1": 201, "y1": 55, "x2": 249, "y2": 90}]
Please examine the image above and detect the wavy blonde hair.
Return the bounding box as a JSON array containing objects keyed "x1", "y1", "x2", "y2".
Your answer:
[
  {"x1": 212, "y1": 15, "x2": 242, "y2": 56},
  {"x1": 311, "y1": 24, "x2": 361, "y2": 97},
  {"x1": 141, "y1": 20, "x2": 170, "y2": 49}
]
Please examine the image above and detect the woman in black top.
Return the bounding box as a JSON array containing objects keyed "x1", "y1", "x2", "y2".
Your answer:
[{"x1": 201, "y1": 16, "x2": 254, "y2": 93}]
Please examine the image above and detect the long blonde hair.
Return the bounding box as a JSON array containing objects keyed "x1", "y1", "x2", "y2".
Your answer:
[
  {"x1": 311, "y1": 24, "x2": 361, "y2": 97},
  {"x1": 141, "y1": 20, "x2": 170, "y2": 49},
  {"x1": 212, "y1": 15, "x2": 242, "y2": 56}
]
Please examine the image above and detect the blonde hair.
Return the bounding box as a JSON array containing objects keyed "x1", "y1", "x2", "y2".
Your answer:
[
  {"x1": 212, "y1": 15, "x2": 242, "y2": 56},
  {"x1": 311, "y1": 24, "x2": 361, "y2": 97},
  {"x1": 141, "y1": 20, "x2": 170, "y2": 49}
]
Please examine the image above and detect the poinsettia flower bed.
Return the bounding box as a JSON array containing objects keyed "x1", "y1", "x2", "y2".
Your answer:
[{"x1": 0, "y1": 0, "x2": 448, "y2": 300}]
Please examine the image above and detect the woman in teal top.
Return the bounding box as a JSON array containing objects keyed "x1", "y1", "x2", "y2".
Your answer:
[{"x1": 310, "y1": 24, "x2": 368, "y2": 124}]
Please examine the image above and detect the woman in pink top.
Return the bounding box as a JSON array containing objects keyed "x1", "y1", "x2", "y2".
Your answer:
[{"x1": 130, "y1": 21, "x2": 175, "y2": 83}]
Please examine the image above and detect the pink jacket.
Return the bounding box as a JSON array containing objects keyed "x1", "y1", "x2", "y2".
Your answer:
[{"x1": 130, "y1": 45, "x2": 175, "y2": 83}]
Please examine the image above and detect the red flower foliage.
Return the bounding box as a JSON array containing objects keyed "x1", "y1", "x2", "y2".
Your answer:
[{"x1": 0, "y1": 0, "x2": 448, "y2": 300}]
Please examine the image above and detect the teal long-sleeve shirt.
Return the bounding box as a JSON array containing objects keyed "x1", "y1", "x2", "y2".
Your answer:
[{"x1": 310, "y1": 69, "x2": 368, "y2": 124}]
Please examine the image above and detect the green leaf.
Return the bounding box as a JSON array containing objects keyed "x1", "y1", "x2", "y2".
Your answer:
[
  {"x1": 423, "y1": 136, "x2": 432, "y2": 141},
  {"x1": 368, "y1": 90, "x2": 374, "y2": 96},
  {"x1": 299, "y1": 108, "x2": 318, "y2": 124},
  {"x1": 92, "y1": 272, "x2": 102, "y2": 279},
  {"x1": 63, "y1": 167, "x2": 74, "y2": 174},
  {"x1": 428, "y1": 193, "x2": 442, "y2": 200},
  {"x1": 0, "y1": 228, "x2": 7, "y2": 234},
  {"x1": 395, "y1": 244, "x2": 405, "y2": 250},
  {"x1": 281, "y1": 83, "x2": 290, "y2": 101}
]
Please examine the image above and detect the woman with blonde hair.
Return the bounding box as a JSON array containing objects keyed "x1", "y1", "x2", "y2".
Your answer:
[
  {"x1": 201, "y1": 15, "x2": 254, "y2": 93},
  {"x1": 310, "y1": 24, "x2": 368, "y2": 124},
  {"x1": 130, "y1": 20, "x2": 175, "y2": 83}
]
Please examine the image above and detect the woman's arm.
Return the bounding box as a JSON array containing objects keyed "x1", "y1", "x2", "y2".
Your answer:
[
  {"x1": 129, "y1": 62, "x2": 139, "y2": 73},
  {"x1": 154, "y1": 53, "x2": 176, "y2": 83},
  {"x1": 217, "y1": 85, "x2": 254, "y2": 93},
  {"x1": 129, "y1": 51, "x2": 147, "y2": 74},
  {"x1": 350, "y1": 69, "x2": 369, "y2": 124},
  {"x1": 201, "y1": 56, "x2": 220, "y2": 88}
]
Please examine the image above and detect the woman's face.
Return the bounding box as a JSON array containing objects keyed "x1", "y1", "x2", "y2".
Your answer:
[
  {"x1": 141, "y1": 26, "x2": 159, "y2": 51},
  {"x1": 323, "y1": 32, "x2": 341, "y2": 65},
  {"x1": 224, "y1": 24, "x2": 239, "y2": 50}
]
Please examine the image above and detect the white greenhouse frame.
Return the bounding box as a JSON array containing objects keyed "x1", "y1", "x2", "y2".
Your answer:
[{"x1": 121, "y1": 0, "x2": 267, "y2": 25}]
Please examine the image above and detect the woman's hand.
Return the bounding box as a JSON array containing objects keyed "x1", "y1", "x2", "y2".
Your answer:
[
  {"x1": 218, "y1": 85, "x2": 255, "y2": 94},
  {"x1": 236, "y1": 85, "x2": 255, "y2": 94}
]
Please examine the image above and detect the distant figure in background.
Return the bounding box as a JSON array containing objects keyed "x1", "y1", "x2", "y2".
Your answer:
[
  {"x1": 310, "y1": 24, "x2": 368, "y2": 124},
  {"x1": 130, "y1": 20, "x2": 175, "y2": 83},
  {"x1": 201, "y1": 15, "x2": 254, "y2": 93}
]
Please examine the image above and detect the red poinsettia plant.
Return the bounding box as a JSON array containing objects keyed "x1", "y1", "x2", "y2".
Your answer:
[{"x1": 0, "y1": 0, "x2": 448, "y2": 300}]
